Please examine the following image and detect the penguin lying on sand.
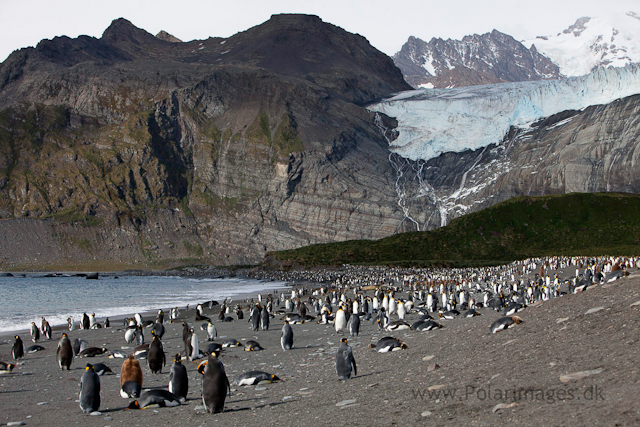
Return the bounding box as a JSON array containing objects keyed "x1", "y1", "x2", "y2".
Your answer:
[
  {"x1": 490, "y1": 316, "x2": 523, "y2": 334},
  {"x1": 127, "y1": 389, "x2": 181, "y2": 409},
  {"x1": 233, "y1": 371, "x2": 282, "y2": 386},
  {"x1": 369, "y1": 337, "x2": 408, "y2": 353}
]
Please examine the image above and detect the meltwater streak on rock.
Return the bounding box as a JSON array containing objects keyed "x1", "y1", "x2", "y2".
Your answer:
[
  {"x1": 369, "y1": 64, "x2": 640, "y2": 162},
  {"x1": 0, "y1": 275, "x2": 287, "y2": 333}
]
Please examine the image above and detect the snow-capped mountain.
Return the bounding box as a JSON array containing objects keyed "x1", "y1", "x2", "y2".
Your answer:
[
  {"x1": 393, "y1": 30, "x2": 561, "y2": 89},
  {"x1": 523, "y1": 12, "x2": 640, "y2": 77},
  {"x1": 369, "y1": 64, "x2": 640, "y2": 162}
]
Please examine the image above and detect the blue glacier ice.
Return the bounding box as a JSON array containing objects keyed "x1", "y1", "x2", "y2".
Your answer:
[{"x1": 368, "y1": 64, "x2": 640, "y2": 162}]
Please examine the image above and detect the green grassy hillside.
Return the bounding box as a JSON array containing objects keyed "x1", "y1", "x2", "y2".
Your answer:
[{"x1": 265, "y1": 193, "x2": 640, "y2": 268}]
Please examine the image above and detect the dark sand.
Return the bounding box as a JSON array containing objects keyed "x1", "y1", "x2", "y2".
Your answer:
[{"x1": 1, "y1": 272, "x2": 639, "y2": 426}]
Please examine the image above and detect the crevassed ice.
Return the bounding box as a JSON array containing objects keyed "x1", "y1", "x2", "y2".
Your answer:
[{"x1": 368, "y1": 64, "x2": 640, "y2": 162}]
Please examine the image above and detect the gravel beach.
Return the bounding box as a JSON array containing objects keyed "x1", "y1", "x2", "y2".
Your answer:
[{"x1": 1, "y1": 268, "x2": 639, "y2": 427}]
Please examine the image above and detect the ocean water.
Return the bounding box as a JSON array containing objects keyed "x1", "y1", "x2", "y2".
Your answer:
[{"x1": 0, "y1": 274, "x2": 287, "y2": 334}]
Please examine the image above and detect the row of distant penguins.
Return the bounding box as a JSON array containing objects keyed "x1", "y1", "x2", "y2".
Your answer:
[{"x1": 2, "y1": 256, "x2": 635, "y2": 414}]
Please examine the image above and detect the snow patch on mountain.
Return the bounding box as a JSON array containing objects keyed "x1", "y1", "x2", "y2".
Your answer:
[
  {"x1": 368, "y1": 64, "x2": 640, "y2": 162},
  {"x1": 523, "y1": 12, "x2": 640, "y2": 77}
]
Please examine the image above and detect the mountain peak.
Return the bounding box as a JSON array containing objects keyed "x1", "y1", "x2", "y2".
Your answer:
[
  {"x1": 101, "y1": 18, "x2": 159, "y2": 45},
  {"x1": 156, "y1": 30, "x2": 182, "y2": 43}
]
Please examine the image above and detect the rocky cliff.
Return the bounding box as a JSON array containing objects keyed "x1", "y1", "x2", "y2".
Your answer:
[{"x1": 0, "y1": 15, "x2": 412, "y2": 269}]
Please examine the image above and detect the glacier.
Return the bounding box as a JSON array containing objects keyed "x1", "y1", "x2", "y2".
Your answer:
[{"x1": 368, "y1": 64, "x2": 640, "y2": 162}]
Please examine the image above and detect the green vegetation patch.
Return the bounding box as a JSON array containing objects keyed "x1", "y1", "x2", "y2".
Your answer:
[{"x1": 267, "y1": 193, "x2": 640, "y2": 268}]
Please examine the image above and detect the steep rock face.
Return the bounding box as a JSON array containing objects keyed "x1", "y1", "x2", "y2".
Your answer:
[
  {"x1": 383, "y1": 94, "x2": 640, "y2": 230},
  {"x1": 393, "y1": 30, "x2": 561, "y2": 88},
  {"x1": 0, "y1": 15, "x2": 411, "y2": 268}
]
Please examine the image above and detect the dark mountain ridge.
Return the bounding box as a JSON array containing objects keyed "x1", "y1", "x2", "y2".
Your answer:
[{"x1": 393, "y1": 30, "x2": 561, "y2": 88}]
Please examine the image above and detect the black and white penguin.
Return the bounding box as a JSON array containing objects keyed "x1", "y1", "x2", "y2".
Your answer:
[
  {"x1": 490, "y1": 316, "x2": 523, "y2": 334},
  {"x1": 89, "y1": 313, "x2": 97, "y2": 329},
  {"x1": 127, "y1": 389, "x2": 181, "y2": 409},
  {"x1": 56, "y1": 333, "x2": 73, "y2": 370},
  {"x1": 334, "y1": 307, "x2": 347, "y2": 334},
  {"x1": 79, "y1": 364, "x2": 101, "y2": 413},
  {"x1": 103, "y1": 317, "x2": 110, "y2": 328},
  {"x1": 11, "y1": 335, "x2": 24, "y2": 360},
  {"x1": 168, "y1": 354, "x2": 188, "y2": 402},
  {"x1": 30, "y1": 322, "x2": 40, "y2": 342},
  {"x1": 67, "y1": 317, "x2": 75, "y2": 331},
  {"x1": 335, "y1": 338, "x2": 357, "y2": 380},
  {"x1": 91, "y1": 363, "x2": 113, "y2": 375},
  {"x1": 202, "y1": 354, "x2": 230, "y2": 414},
  {"x1": 369, "y1": 336, "x2": 408, "y2": 353},
  {"x1": 348, "y1": 313, "x2": 360, "y2": 337},
  {"x1": 81, "y1": 313, "x2": 90, "y2": 330},
  {"x1": 147, "y1": 333, "x2": 165, "y2": 374},
  {"x1": 385, "y1": 320, "x2": 412, "y2": 331},
  {"x1": 189, "y1": 328, "x2": 200, "y2": 361},
  {"x1": 250, "y1": 305, "x2": 260, "y2": 331},
  {"x1": 235, "y1": 306, "x2": 244, "y2": 320},
  {"x1": 281, "y1": 313, "x2": 304, "y2": 324},
  {"x1": 124, "y1": 325, "x2": 137, "y2": 344},
  {"x1": 205, "y1": 342, "x2": 223, "y2": 355},
  {"x1": 503, "y1": 302, "x2": 523, "y2": 316},
  {"x1": 463, "y1": 309, "x2": 481, "y2": 318},
  {"x1": 412, "y1": 320, "x2": 443, "y2": 332},
  {"x1": 135, "y1": 325, "x2": 145, "y2": 346},
  {"x1": 156, "y1": 309, "x2": 164, "y2": 324},
  {"x1": 221, "y1": 338, "x2": 241, "y2": 348},
  {"x1": 233, "y1": 370, "x2": 281, "y2": 386},
  {"x1": 260, "y1": 306, "x2": 270, "y2": 331},
  {"x1": 41, "y1": 319, "x2": 52, "y2": 340},
  {"x1": 244, "y1": 340, "x2": 264, "y2": 351},
  {"x1": 0, "y1": 361, "x2": 16, "y2": 374},
  {"x1": 151, "y1": 322, "x2": 165, "y2": 339},
  {"x1": 280, "y1": 321, "x2": 294, "y2": 351},
  {"x1": 78, "y1": 347, "x2": 108, "y2": 358},
  {"x1": 26, "y1": 344, "x2": 45, "y2": 353},
  {"x1": 205, "y1": 321, "x2": 217, "y2": 341}
]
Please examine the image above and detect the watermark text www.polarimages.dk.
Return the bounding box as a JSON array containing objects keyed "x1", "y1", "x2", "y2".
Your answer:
[{"x1": 412, "y1": 384, "x2": 604, "y2": 404}]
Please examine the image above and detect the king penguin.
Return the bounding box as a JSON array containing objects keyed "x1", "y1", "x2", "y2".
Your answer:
[
  {"x1": 334, "y1": 307, "x2": 347, "y2": 334},
  {"x1": 335, "y1": 338, "x2": 357, "y2": 380},
  {"x1": 280, "y1": 320, "x2": 294, "y2": 350},
  {"x1": 30, "y1": 322, "x2": 40, "y2": 342},
  {"x1": 79, "y1": 364, "x2": 100, "y2": 413},
  {"x1": 348, "y1": 312, "x2": 360, "y2": 337},
  {"x1": 56, "y1": 332, "x2": 73, "y2": 370},
  {"x1": 11, "y1": 335, "x2": 24, "y2": 360},
  {"x1": 81, "y1": 313, "x2": 90, "y2": 330},
  {"x1": 206, "y1": 321, "x2": 217, "y2": 341},
  {"x1": 260, "y1": 305, "x2": 270, "y2": 331},
  {"x1": 147, "y1": 332, "x2": 166, "y2": 374},
  {"x1": 250, "y1": 305, "x2": 260, "y2": 331},
  {"x1": 168, "y1": 353, "x2": 188, "y2": 402},
  {"x1": 188, "y1": 328, "x2": 200, "y2": 361},
  {"x1": 202, "y1": 354, "x2": 230, "y2": 414}
]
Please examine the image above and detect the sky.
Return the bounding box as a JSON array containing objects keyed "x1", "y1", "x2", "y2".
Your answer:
[{"x1": 0, "y1": 0, "x2": 637, "y2": 62}]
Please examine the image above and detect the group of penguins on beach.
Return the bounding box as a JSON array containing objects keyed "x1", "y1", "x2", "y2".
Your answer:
[{"x1": 1, "y1": 255, "x2": 636, "y2": 415}]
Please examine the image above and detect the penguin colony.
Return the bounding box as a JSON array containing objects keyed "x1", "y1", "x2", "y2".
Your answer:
[{"x1": 0, "y1": 255, "x2": 636, "y2": 419}]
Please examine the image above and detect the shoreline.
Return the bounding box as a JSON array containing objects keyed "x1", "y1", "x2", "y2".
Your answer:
[{"x1": 0, "y1": 273, "x2": 291, "y2": 339}]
